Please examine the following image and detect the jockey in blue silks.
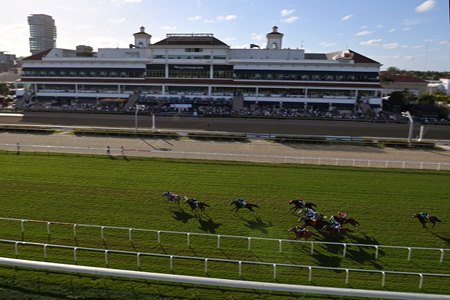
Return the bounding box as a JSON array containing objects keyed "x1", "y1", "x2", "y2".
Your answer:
[{"x1": 238, "y1": 198, "x2": 247, "y2": 207}]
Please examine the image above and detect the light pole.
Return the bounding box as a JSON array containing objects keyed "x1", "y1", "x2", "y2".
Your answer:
[
  {"x1": 134, "y1": 104, "x2": 145, "y2": 133},
  {"x1": 401, "y1": 111, "x2": 414, "y2": 146}
]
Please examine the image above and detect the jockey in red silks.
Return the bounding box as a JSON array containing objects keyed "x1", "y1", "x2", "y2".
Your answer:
[{"x1": 337, "y1": 211, "x2": 347, "y2": 221}]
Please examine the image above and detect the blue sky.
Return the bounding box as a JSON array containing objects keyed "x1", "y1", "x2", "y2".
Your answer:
[{"x1": 1, "y1": 0, "x2": 449, "y2": 71}]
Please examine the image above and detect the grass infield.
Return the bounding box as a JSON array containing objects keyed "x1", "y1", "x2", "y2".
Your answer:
[{"x1": 0, "y1": 151, "x2": 449, "y2": 299}]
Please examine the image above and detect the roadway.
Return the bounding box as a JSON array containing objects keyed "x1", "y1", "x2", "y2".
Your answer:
[{"x1": 0, "y1": 111, "x2": 449, "y2": 140}]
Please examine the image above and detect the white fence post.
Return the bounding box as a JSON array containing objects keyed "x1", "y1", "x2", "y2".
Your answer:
[
  {"x1": 136, "y1": 253, "x2": 141, "y2": 269},
  {"x1": 43, "y1": 244, "x2": 48, "y2": 260},
  {"x1": 381, "y1": 271, "x2": 386, "y2": 287},
  {"x1": 128, "y1": 228, "x2": 132, "y2": 242},
  {"x1": 105, "y1": 250, "x2": 109, "y2": 267},
  {"x1": 157, "y1": 230, "x2": 161, "y2": 245},
  {"x1": 204, "y1": 258, "x2": 208, "y2": 274},
  {"x1": 187, "y1": 233, "x2": 190, "y2": 247},
  {"x1": 217, "y1": 235, "x2": 221, "y2": 249},
  {"x1": 419, "y1": 274, "x2": 424, "y2": 289},
  {"x1": 73, "y1": 247, "x2": 77, "y2": 263},
  {"x1": 374, "y1": 245, "x2": 379, "y2": 260},
  {"x1": 47, "y1": 222, "x2": 51, "y2": 241},
  {"x1": 310, "y1": 242, "x2": 314, "y2": 255},
  {"x1": 407, "y1": 247, "x2": 412, "y2": 261},
  {"x1": 247, "y1": 237, "x2": 251, "y2": 251},
  {"x1": 440, "y1": 249, "x2": 445, "y2": 263},
  {"x1": 73, "y1": 224, "x2": 77, "y2": 239},
  {"x1": 20, "y1": 220, "x2": 25, "y2": 240},
  {"x1": 14, "y1": 242, "x2": 19, "y2": 257},
  {"x1": 100, "y1": 226, "x2": 105, "y2": 240},
  {"x1": 345, "y1": 269, "x2": 349, "y2": 285},
  {"x1": 279, "y1": 240, "x2": 282, "y2": 253},
  {"x1": 238, "y1": 261, "x2": 242, "y2": 276},
  {"x1": 308, "y1": 266, "x2": 312, "y2": 282},
  {"x1": 169, "y1": 255, "x2": 173, "y2": 272},
  {"x1": 343, "y1": 244, "x2": 347, "y2": 257},
  {"x1": 273, "y1": 264, "x2": 277, "y2": 279}
]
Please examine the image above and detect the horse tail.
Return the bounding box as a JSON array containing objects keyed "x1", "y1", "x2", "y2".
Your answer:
[
  {"x1": 229, "y1": 201, "x2": 235, "y2": 206},
  {"x1": 203, "y1": 203, "x2": 210, "y2": 207},
  {"x1": 311, "y1": 202, "x2": 317, "y2": 208},
  {"x1": 251, "y1": 204, "x2": 259, "y2": 208},
  {"x1": 435, "y1": 217, "x2": 442, "y2": 222}
]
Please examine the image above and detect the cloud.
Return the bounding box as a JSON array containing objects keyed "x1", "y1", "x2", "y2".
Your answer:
[
  {"x1": 224, "y1": 37, "x2": 236, "y2": 42},
  {"x1": 388, "y1": 28, "x2": 395, "y2": 32},
  {"x1": 416, "y1": 0, "x2": 436, "y2": 13},
  {"x1": 382, "y1": 55, "x2": 417, "y2": 61},
  {"x1": 341, "y1": 14, "x2": 353, "y2": 21},
  {"x1": 0, "y1": 23, "x2": 29, "y2": 56},
  {"x1": 251, "y1": 33, "x2": 265, "y2": 41},
  {"x1": 438, "y1": 40, "x2": 450, "y2": 47},
  {"x1": 188, "y1": 16, "x2": 202, "y2": 21},
  {"x1": 360, "y1": 39, "x2": 383, "y2": 46},
  {"x1": 204, "y1": 19, "x2": 215, "y2": 23},
  {"x1": 108, "y1": 17, "x2": 126, "y2": 23},
  {"x1": 281, "y1": 16, "x2": 299, "y2": 23},
  {"x1": 356, "y1": 31, "x2": 372, "y2": 36},
  {"x1": 383, "y1": 43, "x2": 408, "y2": 49},
  {"x1": 319, "y1": 42, "x2": 336, "y2": 47},
  {"x1": 281, "y1": 9, "x2": 295, "y2": 17},
  {"x1": 217, "y1": 15, "x2": 237, "y2": 21},
  {"x1": 110, "y1": 0, "x2": 142, "y2": 3},
  {"x1": 82, "y1": 36, "x2": 127, "y2": 49},
  {"x1": 161, "y1": 25, "x2": 176, "y2": 31},
  {"x1": 402, "y1": 27, "x2": 411, "y2": 31},
  {"x1": 76, "y1": 25, "x2": 91, "y2": 30}
]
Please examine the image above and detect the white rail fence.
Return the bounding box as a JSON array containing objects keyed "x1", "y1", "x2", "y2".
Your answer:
[
  {"x1": 2, "y1": 258, "x2": 449, "y2": 300},
  {"x1": 1, "y1": 142, "x2": 449, "y2": 170},
  {"x1": 3, "y1": 238, "x2": 450, "y2": 290},
  {"x1": 1, "y1": 217, "x2": 448, "y2": 263}
]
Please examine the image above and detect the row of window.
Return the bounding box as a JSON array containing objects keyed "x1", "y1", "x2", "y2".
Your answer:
[
  {"x1": 153, "y1": 55, "x2": 226, "y2": 60},
  {"x1": 22, "y1": 68, "x2": 378, "y2": 83}
]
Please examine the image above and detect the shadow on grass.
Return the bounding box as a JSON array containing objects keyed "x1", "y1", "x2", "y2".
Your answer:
[
  {"x1": 241, "y1": 215, "x2": 273, "y2": 234},
  {"x1": 197, "y1": 217, "x2": 222, "y2": 234},
  {"x1": 431, "y1": 232, "x2": 450, "y2": 245},
  {"x1": 170, "y1": 207, "x2": 194, "y2": 224},
  {"x1": 311, "y1": 249, "x2": 342, "y2": 267}
]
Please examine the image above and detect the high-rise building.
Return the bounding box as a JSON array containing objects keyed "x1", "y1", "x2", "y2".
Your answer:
[{"x1": 28, "y1": 14, "x2": 57, "y2": 55}]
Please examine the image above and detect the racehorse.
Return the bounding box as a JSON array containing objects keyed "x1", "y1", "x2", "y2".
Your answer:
[
  {"x1": 412, "y1": 213, "x2": 441, "y2": 228},
  {"x1": 162, "y1": 192, "x2": 181, "y2": 204},
  {"x1": 322, "y1": 225, "x2": 353, "y2": 236},
  {"x1": 230, "y1": 200, "x2": 259, "y2": 213},
  {"x1": 288, "y1": 226, "x2": 313, "y2": 241},
  {"x1": 298, "y1": 217, "x2": 329, "y2": 230},
  {"x1": 288, "y1": 199, "x2": 317, "y2": 211},
  {"x1": 331, "y1": 216, "x2": 360, "y2": 228},
  {"x1": 184, "y1": 198, "x2": 210, "y2": 213}
]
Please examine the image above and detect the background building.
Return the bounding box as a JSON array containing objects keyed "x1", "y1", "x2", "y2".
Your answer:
[
  {"x1": 0, "y1": 51, "x2": 16, "y2": 72},
  {"x1": 28, "y1": 14, "x2": 57, "y2": 55}
]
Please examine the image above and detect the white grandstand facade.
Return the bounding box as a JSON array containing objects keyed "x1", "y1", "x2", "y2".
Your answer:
[{"x1": 17, "y1": 26, "x2": 383, "y2": 112}]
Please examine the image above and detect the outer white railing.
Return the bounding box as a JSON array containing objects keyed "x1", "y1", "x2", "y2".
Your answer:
[
  {"x1": 1, "y1": 217, "x2": 448, "y2": 263},
  {"x1": 1, "y1": 142, "x2": 449, "y2": 170},
  {"x1": 3, "y1": 238, "x2": 450, "y2": 290},
  {"x1": 1, "y1": 257, "x2": 449, "y2": 300}
]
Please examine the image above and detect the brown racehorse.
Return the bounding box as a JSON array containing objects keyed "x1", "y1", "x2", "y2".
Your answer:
[
  {"x1": 288, "y1": 227, "x2": 313, "y2": 240},
  {"x1": 322, "y1": 225, "x2": 353, "y2": 236},
  {"x1": 289, "y1": 199, "x2": 317, "y2": 211},
  {"x1": 298, "y1": 217, "x2": 329, "y2": 230},
  {"x1": 332, "y1": 216, "x2": 360, "y2": 228},
  {"x1": 413, "y1": 214, "x2": 441, "y2": 228},
  {"x1": 230, "y1": 200, "x2": 259, "y2": 213},
  {"x1": 184, "y1": 198, "x2": 210, "y2": 213}
]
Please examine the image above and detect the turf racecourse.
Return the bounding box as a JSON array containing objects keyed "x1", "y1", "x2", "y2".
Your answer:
[{"x1": 0, "y1": 151, "x2": 449, "y2": 299}]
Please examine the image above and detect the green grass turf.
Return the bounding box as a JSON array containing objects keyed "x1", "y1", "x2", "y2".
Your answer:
[{"x1": 0, "y1": 151, "x2": 449, "y2": 299}]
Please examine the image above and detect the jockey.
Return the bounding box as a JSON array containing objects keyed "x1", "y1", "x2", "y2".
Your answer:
[
  {"x1": 297, "y1": 226, "x2": 306, "y2": 233},
  {"x1": 238, "y1": 198, "x2": 247, "y2": 207},
  {"x1": 337, "y1": 211, "x2": 347, "y2": 221},
  {"x1": 298, "y1": 197, "x2": 306, "y2": 207},
  {"x1": 419, "y1": 212, "x2": 429, "y2": 221},
  {"x1": 192, "y1": 198, "x2": 200, "y2": 208},
  {"x1": 331, "y1": 221, "x2": 341, "y2": 232},
  {"x1": 303, "y1": 207, "x2": 316, "y2": 219}
]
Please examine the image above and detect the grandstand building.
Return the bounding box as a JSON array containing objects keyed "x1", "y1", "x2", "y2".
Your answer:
[{"x1": 17, "y1": 26, "x2": 382, "y2": 113}]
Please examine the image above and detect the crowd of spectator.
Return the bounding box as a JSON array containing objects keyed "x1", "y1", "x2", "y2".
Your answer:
[{"x1": 19, "y1": 96, "x2": 403, "y2": 121}]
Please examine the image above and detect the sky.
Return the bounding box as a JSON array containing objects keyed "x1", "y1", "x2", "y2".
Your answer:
[{"x1": 0, "y1": 0, "x2": 449, "y2": 71}]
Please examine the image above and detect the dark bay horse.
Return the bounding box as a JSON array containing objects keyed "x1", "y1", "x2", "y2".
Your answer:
[
  {"x1": 162, "y1": 192, "x2": 181, "y2": 204},
  {"x1": 298, "y1": 217, "x2": 329, "y2": 230},
  {"x1": 413, "y1": 213, "x2": 441, "y2": 228},
  {"x1": 184, "y1": 198, "x2": 210, "y2": 213},
  {"x1": 230, "y1": 200, "x2": 259, "y2": 213},
  {"x1": 322, "y1": 225, "x2": 353, "y2": 236},
  {"x1": 331, "y1": 216, "x2": 360, "y2": 228},
  {"x1": 289, "y1": 199, "x2": 317, "y2": 211},
  {"x1": 288, "y1": 227, "x2": 313, "y2": 241}
]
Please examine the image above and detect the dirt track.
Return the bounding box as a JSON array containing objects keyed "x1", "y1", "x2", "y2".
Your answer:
[{"x1": 1, "y1": 132, "x2": 449, "y2": 170}]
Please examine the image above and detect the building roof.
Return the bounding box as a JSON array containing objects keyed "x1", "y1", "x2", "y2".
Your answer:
[
  {"x1": 380, "y1": 73, "x2": 427, "y2": 83},
  {"x1": 22, "y1": 48, "x2": 53, "y2": 61},
  {"x1": 326, "y1": 49, "x2": 381, "y2": 65},
  {"x1": 305, "y1": 53, "x2": 327, "y2": 60},
  {"x1": 153, "y1": 34, "x2": 228, "y2": 46}
]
